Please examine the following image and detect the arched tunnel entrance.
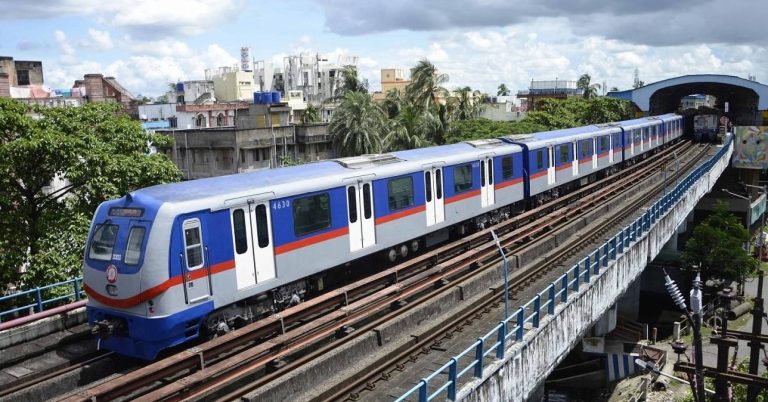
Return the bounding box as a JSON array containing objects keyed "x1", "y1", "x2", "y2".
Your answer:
[{"x1": 649, "y1": 82, "x2": 759, "y2": 125}]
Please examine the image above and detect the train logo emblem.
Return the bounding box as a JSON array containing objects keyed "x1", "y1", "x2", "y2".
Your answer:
[{"x1": 106, "y1": 264, "x2": 118, "y2": 283}]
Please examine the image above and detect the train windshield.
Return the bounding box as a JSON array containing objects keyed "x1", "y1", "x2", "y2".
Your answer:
[{"x1": 89, "y1": 224, "x2": 119, "y2": 261}]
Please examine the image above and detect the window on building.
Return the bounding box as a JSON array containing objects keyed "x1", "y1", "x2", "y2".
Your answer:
[
  {"x1": 388, "y1": 176, "x2": 414, "y2": 211},
  {"x1": 239, "y1": 149, "x2": 246, "y2": 164},
  {"x1": 169, "y1": 117, "x2": 178, "y2": 128},
  {"x1": 16, "y1": 69, "x2": 30, "y2": 86},
  {"x1": 293, "y1": 193, "x2": 331, "y2": 236},
  {"x1": 216, "y1": 113, "x2": 225, "y2": 127},
  {"x1": 502, "y1": 156, "x2": 514, "y2": 179},
  {"x1": 454, "y1": 164, "x2": 473, "y2": 193},
  {"x1": 195, "y1": 114, "x2": 206, "y2": 127}
]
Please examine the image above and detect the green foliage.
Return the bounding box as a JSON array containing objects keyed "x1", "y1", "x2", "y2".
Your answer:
[
  {"x1": 406, "y1": 59, "x2": 449, "y2": 112},
  {"x1": 329, "y1": 91, "x2": 387, "y2": 156},
  {"x1": 449, "y1": 87, "x2": 482, "y2": 121},
  {"x1": 683, "y1": 201, "x2": 759, "y2": 284},
  {"x1": 521, "y1": 97, "x2": 633, "y2": 130},
  {"x1": 577, "y1": 73, "x2": 601, "y2": 99},
  {"x1": 384, "y1": 102, "x2": 434, "y2": 151},
  {"x1": 0, "y1": 99, "x2": 181, "y2": 289},
  {"x1": 302, "y1": 104, "x2": 321, "y2": 124},
  {"x1": 497, "y1": 83, "x2": 510, "y2": 96},
  {"x1": 444, "y1": 118, "x2": 548, "y2": 143}
]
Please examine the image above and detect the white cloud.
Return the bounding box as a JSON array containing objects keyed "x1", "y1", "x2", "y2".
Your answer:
[
  {"x1": 83, "y1": 28, "x2": 113, "y2": 50},
  {"x1": 53, "y1": 30, "x2": 77, "y2": 65}
]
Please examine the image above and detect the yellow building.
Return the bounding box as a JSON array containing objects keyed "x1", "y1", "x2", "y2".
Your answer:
[
  {"x1": 213, "y1": 70, "x2": 254, "y2": 102},
  {"x1": 373, "y1": 68, "x2": 410, "y2": 101}
]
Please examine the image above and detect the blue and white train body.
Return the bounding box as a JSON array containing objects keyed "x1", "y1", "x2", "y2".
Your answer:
[{"x1": 83, "y1": 114, "x2": 682, "y2": 359}]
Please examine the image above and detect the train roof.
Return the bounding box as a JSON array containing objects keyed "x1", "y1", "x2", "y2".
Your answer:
[{"x1": 134, "y1": 160, "x2": 347, "y2": 203}]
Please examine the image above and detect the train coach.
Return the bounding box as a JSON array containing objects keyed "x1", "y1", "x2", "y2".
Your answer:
[{"x1": 83, "y1": 113, "x2": 682, "y2": 359}]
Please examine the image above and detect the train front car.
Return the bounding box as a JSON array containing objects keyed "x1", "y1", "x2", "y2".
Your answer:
[{"x1": 82, "y1": 192, "x2": 198, "y2": 360}]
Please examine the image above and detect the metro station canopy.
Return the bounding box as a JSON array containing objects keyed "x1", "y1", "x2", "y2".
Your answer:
[{"x1": 608, "y1": 74, "x2": 768, "y2": 125}]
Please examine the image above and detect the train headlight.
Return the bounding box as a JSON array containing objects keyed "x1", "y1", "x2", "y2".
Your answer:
[{"x1": 106, "y1": 284, "x2": 118, "y2": 296}]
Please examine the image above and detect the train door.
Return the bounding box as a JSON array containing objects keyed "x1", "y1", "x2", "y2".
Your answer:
[
  {"x1": 547, "y1": 145, "x2": 555, "y2": 185},
  {"x1": 250, "y1": 202, "x2": 276, "y2": 282},
  {"x1": 424, "y1": 167, "x2": 445, "y2": 226},
  {"x1": 181, "y1": 218, "x2": 211, "y2": 303},
  {"x1": 347, "y1": 181, "x2": 376, "y2": 252},
  {"x1": 630, "y1": 130, "x2": 636, "y2": 156},
  {"x1": 591, "y1": 138, "x2": 598, "y2": 169},
  {"x1": 480, "y1": 156, "x2": 495, "y2": 208},
  {"x1": 231, "y1": 207, "x2": 256, "y2": 290},
  {"x1": 608, "y1": 135, "x2": 615, "y2": 163},
  {"x1": 572, "y1": 141, "x2": 579, "y2": 176}
]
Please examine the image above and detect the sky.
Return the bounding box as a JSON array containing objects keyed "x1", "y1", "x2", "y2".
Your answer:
[{"x1": 1, "y1": 0, "x2": 766, "y2": 98}]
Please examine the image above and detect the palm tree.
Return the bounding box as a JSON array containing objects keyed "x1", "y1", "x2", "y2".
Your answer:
[
  {"x1": 450, "y1": 87, "x2": 477, "y2": 121},
  {"x1": 577, "y1": 73, "x2": 601, "y2": 99},
  {"x1": 329, "y1": 91, "x2": 386, "y2": 157},
  {"x1": 335, "y1": 65, "x2": 367, "y2": 97},
  {"x1": 497, "y1": 83, "x2": 510, "y2": 96},
  {"x1": 384, "y1": 103, "x2": 432, "y2": 151},
  {"x1": 381, "y1": 88, "x2": 403, "y2": 119},
  {"x1": 406, "y1": 59, "x2": 449, "y2": 112}
]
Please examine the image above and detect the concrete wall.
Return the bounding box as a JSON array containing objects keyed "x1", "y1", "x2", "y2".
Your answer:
[{"x1": 458, "y1": 141, "x2": 732, "y2": 401}]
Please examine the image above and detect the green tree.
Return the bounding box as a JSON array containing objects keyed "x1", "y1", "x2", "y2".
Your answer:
[
  {"x1": 384, "y1": 102, "x2": 433, "y2": 151},
  {"x1": 329, "y1": 91, "x2": 387, "y2": 156},
  {"x1": 577, "y1": 73, "x2": 601, "y2": 99},
  {"x1": 449, "y1": 86, "x2": 482, "y2": 121},
  {"x1": 0, "y1": 99, "x2": 181, "y2": 288},
  {"x1": 301, "y1": 104, "x2": 321, "y2": 124},
  {"x1": 381, "y1": 88, "x2": 404, "y2": 119},
  {"x1": 444, "y1": 118, "x2": 547, "y2": 143},
  {"x1": 333, "y1": 65, "x2": 368, "y2": 100},
  {"x1": 406, "y1": 59, "x2": 448, "y2": 112},
  {"x1": 683, "y1": 201, "x2": 759, "y2": 285},
  {"x1": 520, "y1": 97, "x2": 633, "y2": 130},
  {"x1": 497, "y1": 83, "x2": 510, "y2": 96}
]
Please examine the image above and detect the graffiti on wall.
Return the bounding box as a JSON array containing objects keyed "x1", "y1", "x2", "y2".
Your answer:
[{"x1": 732, "y1": 126, "x2": 768, "y2": 169}]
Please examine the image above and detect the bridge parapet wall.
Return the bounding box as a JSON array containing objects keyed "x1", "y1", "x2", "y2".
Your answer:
[{"x1": 455, "y1": 141, "x2": 732, "y2": 401}]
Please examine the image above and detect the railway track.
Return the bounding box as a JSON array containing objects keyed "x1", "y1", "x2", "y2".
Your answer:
[{"x1": 46, "y1": 141, "x2": 700, "y2": 402}]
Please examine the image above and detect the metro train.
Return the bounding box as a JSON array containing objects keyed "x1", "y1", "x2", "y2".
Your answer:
[{"x1": 84, "y1": 113, "x2": 683, "y2": 359}]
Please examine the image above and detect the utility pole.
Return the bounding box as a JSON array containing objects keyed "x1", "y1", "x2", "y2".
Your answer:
[{"x1": 666, "y1": 270, "x2": 707, "y2": 402}]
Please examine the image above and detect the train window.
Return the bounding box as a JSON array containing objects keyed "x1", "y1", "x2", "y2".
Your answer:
[
  {"x1": 255, "y1": 204, "x2": 269, "y2": 248},
  {"x1": 425, "y1": 171, "x2": 432, "y2": 202},
  {"x1": 124, "y1": 227, "x2": 146, "y2": 265},
  {"x1": 536, "y1": 150, "x2": 544, "y2": 170},
  {"x1": 293, "y1": 193, "x2": 331, "y2": 236},
  {"x1": 88, "y1": 224, "x2": 119, "y2": 261},
  {"x1": 501, "y1": 156, "x2": 513, "y2": 179},
  {"x1": 363, "y1": 183, "x2": 372, "y2": 219},
  {"x1": 436, "y1": 169, "x2": 443, "y2": 199},
  {"x1": 389, "y1": 176, "x2": 414, "y2": 211},
  {"x1": 347, "y1": 187, "x2": 358, "y2": 223},
  {"x1": 454, "y1": 164, "x2": 473, "y2": 193},
  {"x1": 580, "y1": 140, "x2": 590, "y2": 158},
  {"x1": 559, "y1": 146, "x2": 568, "y2": 163},
  {"x1": 600, "y1": 137, "x2": 608, "y2": 152},
  {"x1": 184, "y1": 222, "x2": 204, "y2": 270},
  {"x1": 480, "y1": 160, "x2": 485, "y2": 186},
  {"x1": 232, "y1": 209, "x2": 248, "y2": 254},
  {"x1": 487, "y1": 160, "x2": 493, "y2": 184}
]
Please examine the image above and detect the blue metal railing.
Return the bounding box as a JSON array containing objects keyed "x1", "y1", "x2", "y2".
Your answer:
[
  {"x1": 396, "y1": 137, "x2": 732, "y2": 402},
  {"x1": 0, "y1": 277, "x2": 86, "y2": 322}
]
